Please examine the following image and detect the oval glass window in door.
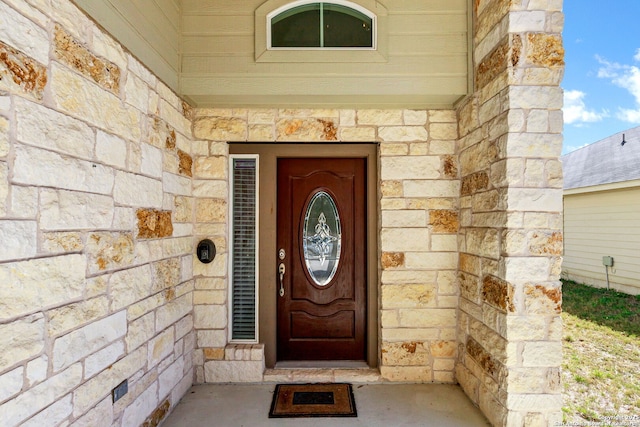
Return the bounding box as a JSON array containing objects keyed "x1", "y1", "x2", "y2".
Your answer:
[{"x1": 302, "y1": 191, "x2": 341, "y2": 286}]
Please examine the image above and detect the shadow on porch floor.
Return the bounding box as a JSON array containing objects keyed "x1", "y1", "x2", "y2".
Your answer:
[{"x1": 162, "y1": 383, "x2": 491, "y2": 427}]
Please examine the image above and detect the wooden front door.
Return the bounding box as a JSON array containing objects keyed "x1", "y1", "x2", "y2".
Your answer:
[{"x1": 277, "y1": 158, "x2": 367, "y2": 361}]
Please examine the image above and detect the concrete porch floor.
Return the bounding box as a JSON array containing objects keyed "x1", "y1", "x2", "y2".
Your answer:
[{"x1": 162, "y1": 382, "x2": 491, "y2": 427}]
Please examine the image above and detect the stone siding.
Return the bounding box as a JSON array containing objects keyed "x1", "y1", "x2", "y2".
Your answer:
[
  {"x1": 0, "y1": 1, "x2": 194, "y2": 425},
  {"x1": 456, "y1": 0, "x2": 564, "y2": 426},
  {"x1": 192, "y1": 108, "x2": 460, "y2": 383},
  {"x1": 0, "y1": 0, "x2": 565, "y2": 426}
]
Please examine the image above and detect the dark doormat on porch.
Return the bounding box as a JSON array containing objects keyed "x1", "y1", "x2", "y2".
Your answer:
[{"x1": 268, "y1": 383, "x2": 357, "y2": 418}]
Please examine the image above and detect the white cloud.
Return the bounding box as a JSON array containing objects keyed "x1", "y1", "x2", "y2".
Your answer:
[
  {"x1": 563, "y1": 90, "x2": 607, "y2": 125},
  {"x1": 597, "y1": 54, "x2": 640, "y2": 123}
]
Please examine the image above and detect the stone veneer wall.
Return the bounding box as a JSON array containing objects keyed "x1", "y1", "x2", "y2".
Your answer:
[
  {"x1": 191, "y1": 108, "x2": 462, "y2": 383},
  {"x1": 455, "y1": 0, "x2": 564, "y2": 426},
  {"x1": 0, "y1": 1, "x2": 195, "y2": 425}
]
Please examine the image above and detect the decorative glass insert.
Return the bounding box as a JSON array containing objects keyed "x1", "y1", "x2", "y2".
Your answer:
[
  {"x1": 230, "y1": 156, "x2": 258, "y2": 341},
  {"x1": 303, "y1": 191, "x2": 341, "y2": 286},
  {"x1": 270, "y1": 1, "x2": 374, "y2": 48}
]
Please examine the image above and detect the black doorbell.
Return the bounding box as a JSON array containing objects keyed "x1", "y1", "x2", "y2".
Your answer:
[{"x1": 197, "y1": 239, "x2": 216, "y2": 264}]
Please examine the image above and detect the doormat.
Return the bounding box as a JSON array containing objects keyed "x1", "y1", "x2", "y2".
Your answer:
[{"x1": 268, "y1": 383, "x2": 357, "y2": 418}]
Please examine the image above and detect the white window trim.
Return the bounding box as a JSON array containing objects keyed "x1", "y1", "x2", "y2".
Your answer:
[
  {"x1": 267, "y1": 0, "x2": 377, "y2": 51},
  {"x1": 228, "y1": 154, "x2": 260, "y2": 344},
  {"x1": 255, "y1": 0, "x2": 388, "y2": 63}
]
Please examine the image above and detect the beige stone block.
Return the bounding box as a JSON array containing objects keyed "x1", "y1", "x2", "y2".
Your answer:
[
  {"x1": 148, "y1": 328, "x2": 175, "y2": 368},
  {"x1": 339, "y1": 126, "x2": 376, "y2": 141},
  {"x1": 403, "y1": 110, "x2": 427, "y2": 125},
  {"x1": 0, "y1": 118, "x2": 9, "y2": 159},
  {"x1": 0, "y1": 255, "x2": 85, "y2": 321},
  {"x1": 379, "y1": 126, "x2": 428, "y2": 142},
  {"x1": 382, "y1": 284, "x2": 436, "y2": 309},
  {"x1": 194, "y1": 290, "x2": 226, "y2": 305},
  {"x1": 437, "y1": 270, "x2": 457, "y2": 294},
  {"x1": 40, "y1": 189, "x2": 115, "y2": 231},
  {"x1": 381, "y1": 328, "x2": 439, "y2": 342},
  {"x1": 197, "y1": 330, "x2": 227, "y2": 348},
  {"x1": 381, "y1": 156, "x2": 441, "y2": 180},
  {"x1": 0, "y1": 2, "x2": 49, "y2": 64},
  {"x1": 433, "y1": 359, "x2": 456, "y2": 371},
  {"x1": 506, "y1": 393, "x2": 562, "y2": 411},
  {"x1": 126, "y1": 312, "x2": 155, "y2": 352},
  {"x1": 47, "y1": 296, "x2": 109, "y2": 337},
  {"x1": 248, "y1": 124, "x2": 274, "y2": 141},
  {"x1": 405, "y1": 252, "x2": 457, "y2": 270},
  {"x1": 53, "y1": 310, "x2": 127, "y2": 372},
  {"x1": 427, "y1": 140, "x2": 456, "y2": 155},
  {"x1": 381, "y1": 309, "x2": 400, "y2": 328},
  {"x1": 505, "y1": 257, "x2": 552, "y2": 283},
  {"x1": 404, "y1": 180, "x2": 459, "y2": 198},
  {"x1": 456, "y1": 364, "x2": 480, "y2": 404},
  {"x1": 276, "y1": 118, "x2": 337, "y2": 141},
  {"x1": 194, "y1": 156, "x2": 227, "y2": 179},
  {"x1": 0, "y1": 366, "x2": 23, "y2": 407},
  {"x1": 433, "y1": 371, "x2": 455, "y2": 383},
  {"x1": 339, "y1": 109, "x2": 356, "y2": 126},
  {"x1": 50, "y1": 64, "x2": 140, "y2": 141},
  {"x1": 429, "y1": 123, "x2": 458, "y2": 140},
  {"x1": 431, "y1": 235, "x2": 457, "y2": 252},
  {"x1": 204, "y1": 360, "x2": 264, "y2": 382},
  {"x1": 380, "y1": 366, "x2": 432, "y2": 382},
  {"x1": 193, "y1": 252, "x2": 227, "y2": 277},
  {"x1": 194, "y1": 305, "x2": 227, "y2": 329},
  {"x1": 382, "y1": 341, "x2": 430, "y2": 366},
  {"x1": 195, "y1": 277, "x2": 226, "y2": 290},
  {"x1": 429, "y1": 110, "x2": 456, "y2": 123},
  {"x1": 380, "y1": 198, "x2": 406, "y2": 210},
  {"x1": 13, "y1": 145, "x2": 114, "y2": 195},
  {"x1": 159, "y1": 98, "x2": 192, "y2": 136},
  {"x1": 156, "y1": 293, "x2": 192, "y2": 333},
  {"x1": 114, "y1": 171, "x2": 163, "y2": 208},
  {"x1": 127, "y1": 293, "x2": 165, "y2": 321},
  {"x1": 522, "y1": 341, "x2": 562, "y2": 367},
  {"x1": 357, "y1": 109, "x2": 402, "y2": 125},
  {"x1": 381, "y1": 210, "x2": 426, "y2": 228},
  {"x1": 409, "y1": 142, "x2": 429, "y2": 155},
  {"x1": 15, "y1": 97, "x2": 95, "y2": 158},
  {"x1": 0, "y1": 314, "x2": 44, "y2": 373},
  {"x1": 399, "y1": 309, "x2": 456, "y2": 328},
  {"x1": 0, "y1": 364, "x2": 81, "y2": 426},
  {"x1": 380, "y1": 180, "x2": 403, "y2": 198},
  {"x1": 380, "y1": 143, "x2": 409, "y2": 156},
  {"x1": 0, "y1": 219, "x2": 37, "y2": 261},
  {"x1": 381, "y1": 228, "x2": 430, "y2": 252},
  {"x1": 247, "y1": 109, "x2": 276, "y2": 124},
  {"x1": 70, "y1": 395, "x2": 113, "y2": 427},
  {"x1": 430, "y1": 341, "x2": 457, "y2": 358},
  {"x1": 507, "y1": 367, "x2": 561, "y2": 394},
  {"x1": 163, "y1": 236, "x2": 193, "y2": 258},
  {"x1": 506, "y1": 133, "x2": 562, "y2": 158},
  {"x1": 109, "y1": 265, "x2": 152, "y2": 310},
  {"x1": 196, "y1": 198, "x2": 227, "y2": 223},
  {"x1": 465, "y1": 228, "x2": 499, "y2": 259},
  {"x1": 381, "y1": 270, "x2": 436, "y2": 285}
]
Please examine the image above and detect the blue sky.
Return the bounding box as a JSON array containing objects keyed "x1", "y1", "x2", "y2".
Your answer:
[{"x1": 562, "y1": 1, "x2": 640, "y2": 154}]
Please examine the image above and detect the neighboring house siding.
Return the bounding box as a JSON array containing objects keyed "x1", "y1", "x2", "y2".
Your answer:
[
  {"x1": 180, "y1": 0, "x2": 469, "y2": 108},
  {"x1": 73, "y1": 0, "x2": 181, "y2": 91},
  {"x1": 563, "y1": 184, "x2": 640, "y2": 295}
]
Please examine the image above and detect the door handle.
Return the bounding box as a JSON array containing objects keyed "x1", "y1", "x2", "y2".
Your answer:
[{"x1": 278, "y1": 263, "x2": 286, "y2": 297}]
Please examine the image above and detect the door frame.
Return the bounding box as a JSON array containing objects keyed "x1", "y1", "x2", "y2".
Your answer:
[{"x1": 229, "y1": 143, "x2": 379, "y2": 368}]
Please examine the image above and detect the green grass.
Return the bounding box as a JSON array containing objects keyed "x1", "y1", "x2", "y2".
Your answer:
[
  {"x1": 562, "y1": 280, "x2": 640, "y2": 424},
  {"x1": 562, "y1": 280, "x2": 640, "y2": 337}
]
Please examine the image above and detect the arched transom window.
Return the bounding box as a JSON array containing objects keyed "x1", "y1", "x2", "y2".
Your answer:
[{"x1": 268, "y1": 1, "x2": 376, "y2": 49}]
